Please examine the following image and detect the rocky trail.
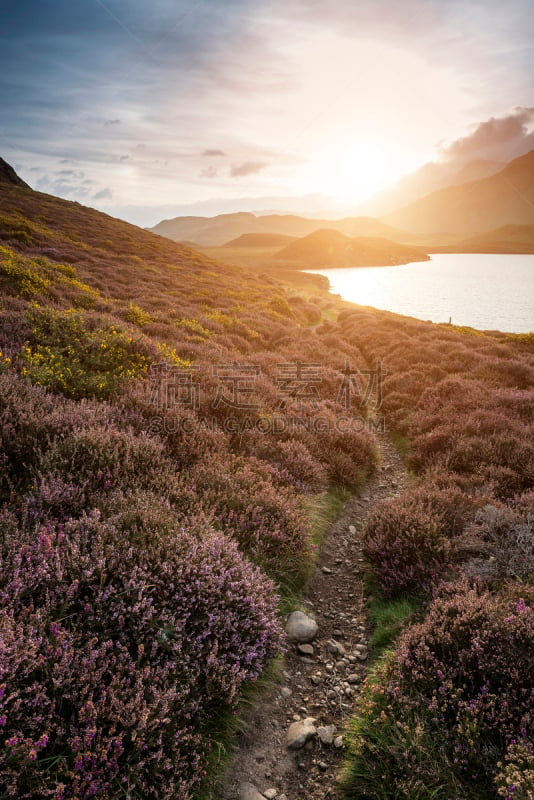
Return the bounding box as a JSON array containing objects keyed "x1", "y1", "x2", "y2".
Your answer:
[{"x1": 221, "y1": 429, "x2": 411, "y2": 800}]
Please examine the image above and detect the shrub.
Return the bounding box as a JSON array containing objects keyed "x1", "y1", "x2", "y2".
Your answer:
[
  {"x1": 0, "y1": 246, "x2": 49, "y2": 296},
  {"x1": 461, "y1": 504, "x2": 534, "y2": 585},
  {"x1": 342, "y1": 584, "x2": 534, "y2": 800},
  {"x1": 0, "y1": 511, "x2": 283, "y2": 799},
  {"x1": 361, "y1": 497, "x2": 451, "y2": 598},
  {"x1": 193, "y1": 455, "x2": 313, "y2": 586},
  {"x1": 245, "y1": 437, "x2": 328, "y2": 495},
  {"x1": 21, "y1": 306, "x2": 151, "y2": 399}
]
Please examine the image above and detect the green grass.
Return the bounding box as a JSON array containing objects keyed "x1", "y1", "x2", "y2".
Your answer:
[
  {"x1": 368, "y1": 594, "x2": 420, "y2": 656},
  {"x1": 390, "y1": 431, "x2": 411, "y2": 462}
]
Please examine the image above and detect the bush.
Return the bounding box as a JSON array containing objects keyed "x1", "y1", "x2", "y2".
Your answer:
[
  {"x1": 0, "y1": 511, "x2": 283, "y2": 799},
  {"x1": 21, "y1": 306, "x2": 151, "y2": 399},
  {"x1": 362, "y1": 497, "x2": 451, "y2": 598},
  {"x1": 193, "y1": 455, "x2": 313, "y2": 586},
  {"x1": 461, "y1": 504, "x2": 534, "y2": 585},
  {"x1": 342, "y1": 584, "x2": 534, "y2": 800}
]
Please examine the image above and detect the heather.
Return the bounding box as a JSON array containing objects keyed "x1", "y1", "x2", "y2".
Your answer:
[
  {"x1": 0, "y1": 510, "x2": 283, "y2": 799},
  {"x1": 0, "y1": 182, "x2": 379, "y2": 797},
  {"x1": 338, "y1": 306, "x2": 534, "y2": 798},
  {"x1": 342, "y1": 585, "x2": 534, "y2": 800}
]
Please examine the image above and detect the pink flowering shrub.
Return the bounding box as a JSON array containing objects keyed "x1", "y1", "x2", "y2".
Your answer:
[
  {"x1": 361, "y1": 483, "x2": 483, "y2": 598},
  {"x1": 0, "y1": 510, "x2": 283, "y2": 799},
  {"x1": 361, "y1": 496, "x2": 451, "y2": 598},
  {"x1": 343, "y1": 584, "x2": 534, "y2": 799},
  {"x1": 193, "y1": 455, "x2": 313, "y2": 585}
]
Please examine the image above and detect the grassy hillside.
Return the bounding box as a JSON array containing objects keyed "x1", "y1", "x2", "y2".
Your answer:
[{"x1": 384, "y1": 149, "x2": 534, "y2": 235}]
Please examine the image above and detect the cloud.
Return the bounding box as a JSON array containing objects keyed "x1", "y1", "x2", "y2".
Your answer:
[
  {"x1": 94, "y1": 187, "x2": 113, "y2": 200},
  {"x1": 200, "y1": 166, "x2": 218, "y2": 178},
  {"x1": 104, "y1": 119, "x2": 121, "y2": 126},
  {"x1": 230, "y1": 161, "x2": 269, "y2": 178},
  {"x1": 439, "y1": 107, "x2": 534, "y2": 165},
  {"x1": 203, "y1": 149, "x2": 226, "y2": 157}
]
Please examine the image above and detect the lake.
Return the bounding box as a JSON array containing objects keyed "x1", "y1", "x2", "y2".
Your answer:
[{"x1": 308, "y1": 253, "x2": 534, "y2": 333}]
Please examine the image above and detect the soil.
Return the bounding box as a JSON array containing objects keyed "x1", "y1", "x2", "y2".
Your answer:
[{"x1": 221, "y1": 428, "x2": 411, "y2": 800}]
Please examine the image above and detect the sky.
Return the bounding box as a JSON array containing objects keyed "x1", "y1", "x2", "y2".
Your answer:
[{"x1": 1, "y1": 0, "x2": 533, "y2": 226}]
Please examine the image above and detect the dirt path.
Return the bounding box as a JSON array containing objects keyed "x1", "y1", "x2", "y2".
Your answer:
[{"x1": 221, "y1": 429, "x2": 411, "y2": 800}]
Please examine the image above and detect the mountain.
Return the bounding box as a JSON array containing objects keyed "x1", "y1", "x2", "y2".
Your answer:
[
  {"x1": 436, "y1": 224, "x2": 534, "y2": 254},
  {"x1": 362, "y1": 158, "x2": 503, "y2": 217},
  {"x1": 223, "y1": 232, "x2": 297, "y2": 247},
  {"x1": 150, "y1": 211, "x2": 414, "y2": 246},
  {"x1": 274, "y1": 229, "x2": 430, "y2": 268},
  {"x1": 383, "y1": 150, "x2": 534, "y2": 235},
  {"x1": 0, "y1": 156, "x2": 30, "y2": 188}
]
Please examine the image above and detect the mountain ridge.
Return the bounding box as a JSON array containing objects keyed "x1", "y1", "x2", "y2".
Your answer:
[
  {"x1": 383, "y1": 149, "x2": 534, "y2": 235},
  {"x1": 150, "y1": 211, "x2": 415, "y2": 246}
]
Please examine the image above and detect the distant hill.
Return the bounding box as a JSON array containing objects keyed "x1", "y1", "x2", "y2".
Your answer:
[
  {"x1": 150, "y1": 211, "x2": 413, "y2": 246},
  {"x1": 275, "y1": 229, "x2": 430, "y2": 268},
  {"x1": 223, "y1": 233, "x2": 297, "y2": 248},
  {"x1": 363, "y1": 158, "x2": 503, "y2": 217},
  {"x1": 435, "y1": 224, "x2": 534, "y2": 254},
  {"x1": 383, "y1": 150, "x2": 534, "y2": 235},
  {"x1": 0, "y1": 157, "x2": 30, "y2": 188}
]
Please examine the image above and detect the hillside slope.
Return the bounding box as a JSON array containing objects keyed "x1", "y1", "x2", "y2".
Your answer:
[
  {"x1": 384, "y1": 149, "x2": 534, "y2": 235},
  {"x1": 275, "y1": 228, "x2": 430, "y2": 267},
  {"x1": 0, "y1": 161, "x2": 381, "y2": 799},
  {"x1": 435, "y1": 224, "x2": 534, "y2": 253}
]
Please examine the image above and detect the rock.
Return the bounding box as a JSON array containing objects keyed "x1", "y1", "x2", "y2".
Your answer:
[
  {"x1": 326, "y1": 639, "x2": 346, "y2": 657},
  {"x1": 355, "y1": 645, "x2": 369, "y2": 661},
  {"x1": 348, "y1": 525, "x2": 356, "y2": 534},
  {"x1": 311, "y1": 673, "x2": 322, "y2": 685},
  {"x1": 317, "y1": 724, "x2": 337, "y2": 745},
  {"x1": 286, "y1": 611, "x2": 318, "y2": 643},
  {"x1": 334, "y1": 735, "x2": 344, "y2": 749},
  {"x1": 297, "y1": 643, "x2": 314, "y2": 656},
  {"x1": 286, "y1": 717, "x2": 317, "y2": 750},
  {"x1": 0, "y1": 157, "x2": 30, "y2": 188},
  {"x1": 263, "y1": 790, "x2": 278, "y2": 800},
  {"x1": 240, "y1": 782, "x2": 265, "y2": 800},
  {"x1": 321, "y1": 566, "x2": 332, "y2": 574},
  {"x1": 347, "y1": 673, "x2": 359, "y2": 684},
  {"x1": 318, "y1": 760, "x2": 329, "y2": 770},
  {"x1": 280, "y1": 687, "x2": 292, "y2": 699}
]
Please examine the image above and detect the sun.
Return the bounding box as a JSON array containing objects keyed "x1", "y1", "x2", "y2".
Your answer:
[{"x1": 328, "y1": 142, "x2": 390, "y2": 204}]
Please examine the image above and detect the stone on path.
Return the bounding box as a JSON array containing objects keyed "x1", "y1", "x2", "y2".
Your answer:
[
  {"x1": 297, "y1": 643, "x2": 314, "y2": 656},
  {"x1": 286, "y1": 611, "x2": 318, "y2": 643},
  {"x1": 326, "y1": 639, "x2": 346, "y2": 657},
  {"x1": 286, "y1": 717, "x2": 317, "y2": 750},
  {"x1": 317, "y1": 724, "x2": 337, "y2": 745},
  {"x1": 239, "y1": 782, "x2": 265, "y2": 800},
  {"x1": 263, "y1": 790, "x2": 278, "y2": 800}
]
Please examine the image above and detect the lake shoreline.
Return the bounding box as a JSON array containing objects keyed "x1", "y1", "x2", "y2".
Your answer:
[{"x1": 305, "y1": 253, "x2": 534, "y2": 334}]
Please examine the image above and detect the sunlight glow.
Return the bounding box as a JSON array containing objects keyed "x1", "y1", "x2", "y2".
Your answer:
[{"x1": 328, "y1": 142, "x2": 390, "y2": 204}]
